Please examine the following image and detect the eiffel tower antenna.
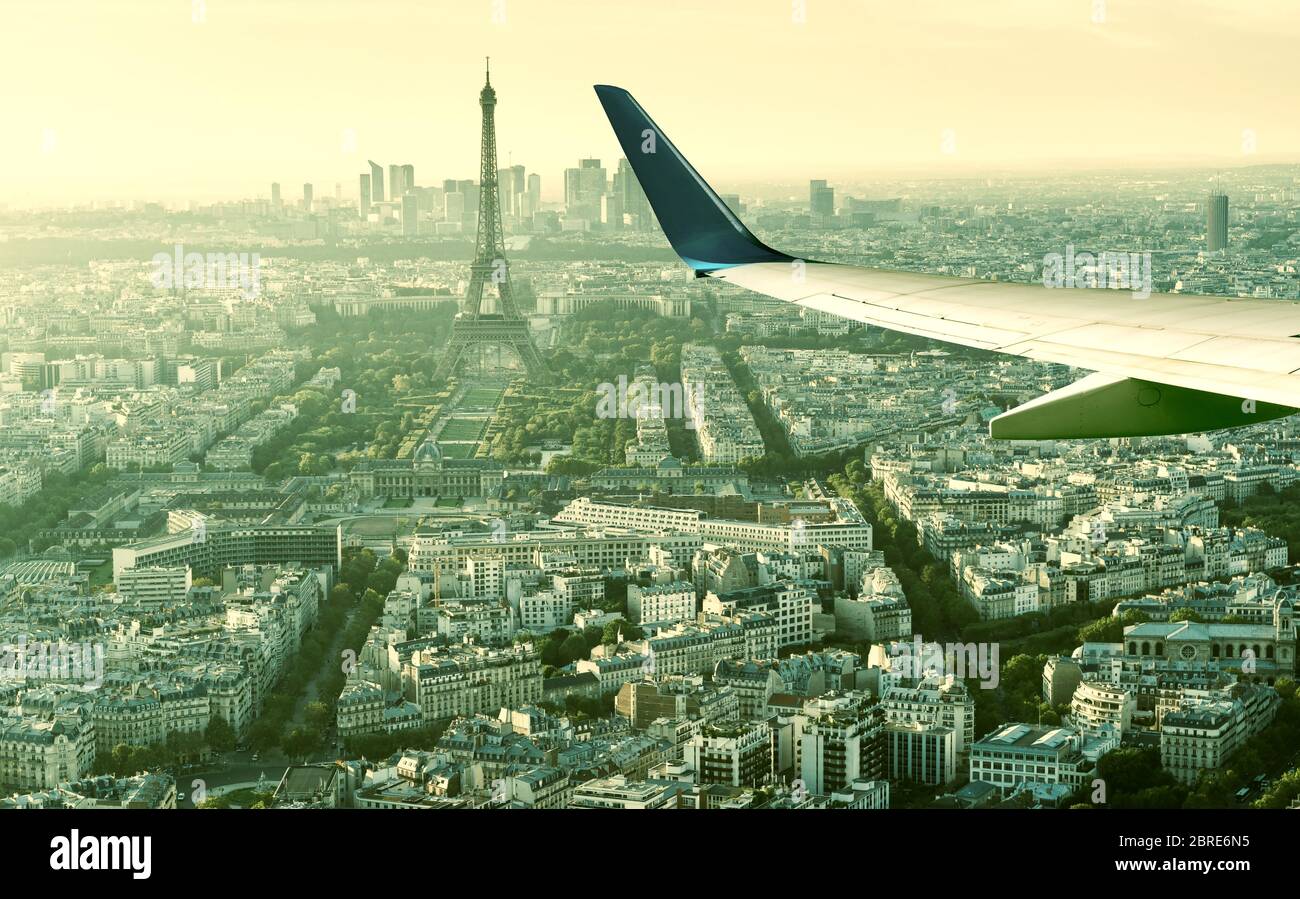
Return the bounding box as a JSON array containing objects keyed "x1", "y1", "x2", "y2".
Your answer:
[{"x1": 434, "y1": 62, "x2": 546, "y2": 382}]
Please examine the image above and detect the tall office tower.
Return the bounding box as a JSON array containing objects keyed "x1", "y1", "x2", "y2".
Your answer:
[
  {"x1": 443, "y1": 178, "x2": 457, "y2": 194},
  {"x1": 527, "y1": 172, "x2": 541, "y2": 211},
  {"x1": 456, "y1": 179, "x2": 479, "y2": 218},
  {"x1": 810, "y1": 179, "x2": 834, "y2": 221},
  {"x1": 1207, "y1": 192, "x2": 1229, "y2": 252},
  {"x1": 444, "y1": 191, "x2": 465, "y2": 224},
  {"x1": 433, "y1": 60, "x2": 546, "y2": 381},
  {"x1": 497, "y1": 167, "x2": 514, "y2": 215},
  {"x1": 402, "y1": 192, "x2": 419, "y2": 237},
  {"x1": 601, "y1": 192, "x2": 624, "y2": 229},
  {"x1": 721, "y1": 194, "x2": 744, "y2": 215},
  {"x1": 401, "y1": 164, "x2": 414, "y2": 192},
  {"x1": 359, "y1": 173, "x2": 372, "y2": 219},
  {"x1": 579, "y1": 158, "x2": 606, "y2": 199},
  {"x1": 564, "y1": 167, "x2": 582, "y2": 208},
  {"x1": 415, "y1": 185, "x2": 438, "y2": 214},
  {"x1": 389, "y1": 164, "x2": 405, "y2": 199},
  {"x1": 303, "y1": 183, "x2": 313, "y2": 212},
  {"x1": 507, "y1": 165, "x2": 526, "y2": 217},
  {"x1": 368, "y1": 160, "x2": 385, "y2": 202},
  {"x1": 271, "y1": 182, "x2": 281, "y2": 206},
  {"x1": 614, "y1": 158, "x2": 651, "y2": 229},
  {"x1": 516, "y1": 191, "x2": 534, "y2": 220},
  {"x1": 563, "y1": 158, "x2": 606, "y2": 222}
]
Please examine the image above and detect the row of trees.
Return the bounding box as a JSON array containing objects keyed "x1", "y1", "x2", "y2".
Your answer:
[
  {"x1": 96, "y1": 728, "x2": 213, "y2": 778},
  {"x1": 540, "y1": 692, "x2": 617, "y2": 720},
  {"x1": 247, "y1": 547, "x2": 391, "y2": 755},
  {"x1": 343, "y1": 722, "x2": 451, "y2": 760},
  {"x1": 826, "y1": 471, "x2": 979, "y2": 642}
]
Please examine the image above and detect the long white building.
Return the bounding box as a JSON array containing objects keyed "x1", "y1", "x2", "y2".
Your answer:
[{"x1": 554, "y1": 497, "x2": 872, "y2": 555}]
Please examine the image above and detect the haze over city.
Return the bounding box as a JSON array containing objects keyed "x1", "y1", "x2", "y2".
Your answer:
[{"x1": 5, "y1": 0, "x2": 1300, "y2": 207}]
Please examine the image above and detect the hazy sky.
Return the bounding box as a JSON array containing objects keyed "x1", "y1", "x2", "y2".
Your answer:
[{"x1": 5, "y1": 0, "x2": 1299, "y2": 207}]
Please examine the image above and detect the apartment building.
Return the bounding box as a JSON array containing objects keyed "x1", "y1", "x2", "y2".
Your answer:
[
  {"x1": 402, "y1": 643, "x2": 542, "y2": 722},
  {"x1": 885, "y1": 722, "x2": 957, "y2": 786},
  {"x1": 0, "y1": 462, "x2": 42, "y2": 507},
  {"x1": 0, "y1": 711, "x2": 97, "y2": 791},
  {"x1": 627, "y1": 580, "x2": 697, "y2": 625},
  {"x1": 410, "y1": 530, "x2": 701, "y2": 579},
  {"x1": 797, "y1": 692, "x2": 886, "y2": 794},
  {"x1": 1160, "y1": 684, "x2": 1280, "y2": 784},
  {"x1": 881, "y1": 675, "x2": 976, "y2": 755},
  {"x1": 1070, "y1": 681, "x2": 1136, "y2": 736},
  {"x1": 683, "y1": 722, "x2": 773, "y2": 788},
  {"x1": 116, "y1": 566, "x2": 192, "y2": 606},
  {"x1": 614, "y1": 676, "x2": 739, "y2": 730},
  {"x1": 703, "y1": 582, "x2": 815, "y2": 650},
  {"x1": 112, "y1": 525, "x2": 343, "y2": 580},
  {"x1": 435, "y1": 602, "x2": 514, "y2": 646}
]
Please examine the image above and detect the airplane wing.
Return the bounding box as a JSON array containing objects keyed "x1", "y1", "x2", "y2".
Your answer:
[{"x1": 594, "y1": 84, "x2": 1300, "y2": 439}]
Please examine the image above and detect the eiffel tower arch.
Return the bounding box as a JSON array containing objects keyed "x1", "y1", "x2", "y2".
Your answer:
[{"x1": 434, "y1": 60, "x2": 547, "y2": 382}]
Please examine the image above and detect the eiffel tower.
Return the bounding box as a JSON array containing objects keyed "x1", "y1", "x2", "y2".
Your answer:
[{"x1": 434, "y1": 59, "x2": 546, "y2": 381}]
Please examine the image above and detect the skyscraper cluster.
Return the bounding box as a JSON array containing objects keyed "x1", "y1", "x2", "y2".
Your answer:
[
  {"x1": 498, "y1": 164, "x2": 540, "y2": 220},
  {"x1": 560, "y1": 157, "x2": 652, "y2": 231},
  {"x1": 352, "y1": 157, "x2": 545, "y2": 237},
  {"x1": 360, "y1": 159, "x2": 416, "y2": 229}
]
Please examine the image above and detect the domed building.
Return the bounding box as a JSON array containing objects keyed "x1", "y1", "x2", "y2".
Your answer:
[
  {"x1": 1122, "y1": 592, "x2": 1295, "y2": 684},
  {"x1": 348, "y1": 441, "x2": 505, "y2": 500}
]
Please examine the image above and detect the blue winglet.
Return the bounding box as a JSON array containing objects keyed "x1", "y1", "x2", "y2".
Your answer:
[{"x1": 594, "y1": 84, "x2": 793, "y2": 275}]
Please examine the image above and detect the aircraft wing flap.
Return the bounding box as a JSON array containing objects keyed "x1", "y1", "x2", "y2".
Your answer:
[
  {"x1": 1170, "y1": 304, "x2": 1300, "y2": 337},
  {"x1": 1010, "y1": 340, "x2": 1300, "y2": 406},
  {"x1": 1030, "y1": 323, "x2": 1214, "y2": 358},
  {"x1": 1166, "y1": 335, "x2": 1300, "y2": 373}
]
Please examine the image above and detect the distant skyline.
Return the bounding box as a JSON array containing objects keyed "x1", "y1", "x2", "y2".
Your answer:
[{"x1": 5, "y1": 0, "x2": 1300, "y2": 207}]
